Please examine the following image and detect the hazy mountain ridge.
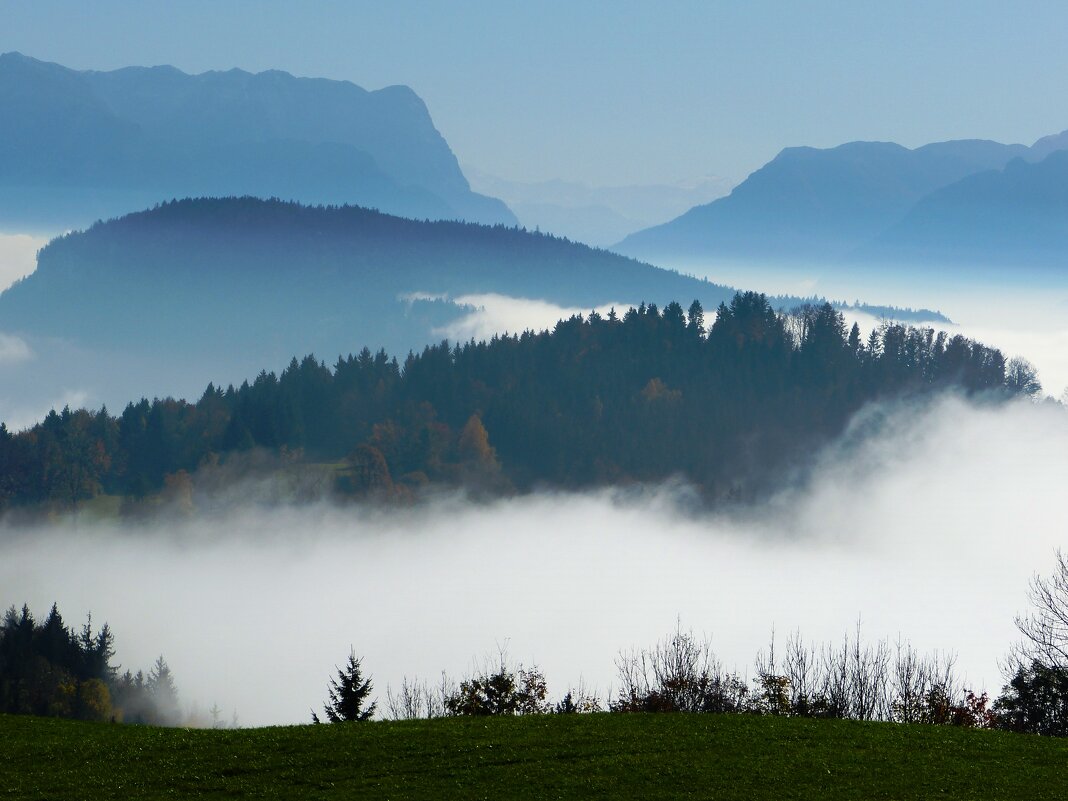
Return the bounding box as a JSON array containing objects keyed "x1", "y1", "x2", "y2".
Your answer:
[
  {"x1": 0, "y1": 197, "x2": 947, "y2": 424},
  {"x1": 465, "y1": 169, "x2": 734, "y2": 246},
  {"x1": 615, "y1": 133, "x2": 1068, "y2": 273},
  {"x1": 0, "y1": 52, "x2": 515, "y2": 230},
  {"x1": 0, "y1": 197, "x2": 745, "y2": 372},
  {"x1": 862, "y1": 150, "x2": 1068, "y2": 268}
]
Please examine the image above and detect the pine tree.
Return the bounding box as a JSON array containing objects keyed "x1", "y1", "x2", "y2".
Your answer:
[
  {"x1": 322, "y1": 649, "x2": 376, "y2": 722},
  {"x1": 847, "y1": 322, "x2": 862, "y2": 357},
  {"x1": 686, "y1": 299, "x2": 705, "y2": 336},
  {"x1": 147, "y1": 655, "x2": 180, "y2": 725}
]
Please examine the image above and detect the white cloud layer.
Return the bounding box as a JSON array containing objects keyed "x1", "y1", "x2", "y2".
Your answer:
[
  {"x1": 0, "y1": 233, "x2": 46, "y2": 291},
  {"x1": 674, "y1": 259, "x2": 1068, "y2": 399},
  {"x1": 0, "y1": 395, "x2": 1063, "y2": 726},
  {"x1": 434, "y1": 293, "x2": 631, "y2": 342}
]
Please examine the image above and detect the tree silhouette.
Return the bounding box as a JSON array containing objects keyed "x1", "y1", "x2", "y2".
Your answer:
[
  {"x1": 320, "y1": 649, "x2": 376, "y2": 723},
  {"x1": 147, "y1": 655, "x2": 180, "y2": 725},
  {"x1": 1005, "y1": 357, "x2": 1042, "y2": 397},
  {"x1": 995, "y1": 660, "x2": 1068, "y2": 736},
  {"x1": 0, "y1": 290, "x2": 1029, "y2": 511},
  {"x1": 1014, "y1": 549, "x2": 1068, "y2": 667}
]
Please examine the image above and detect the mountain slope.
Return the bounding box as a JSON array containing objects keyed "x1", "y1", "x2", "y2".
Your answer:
[
  {"x1": 0, "y1": 52, "x2": 514, "y2": 229},
  {"x1": 614, "y1": 137, "x2": 1044, "y2": 264},
  {"x1": 0, "y1": 196, "x2": 739, "y2": 348},
  {"x1": 860, "y1": 150, "x2": 1068, "y2": 271},
  {"x1": 0, "y1": 196, "x2": 756, "y2": 413}
]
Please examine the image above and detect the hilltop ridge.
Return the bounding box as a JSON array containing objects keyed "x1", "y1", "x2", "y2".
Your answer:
[{"x1": 615, "y1": 132, "x2": 1068, "y2": 276}]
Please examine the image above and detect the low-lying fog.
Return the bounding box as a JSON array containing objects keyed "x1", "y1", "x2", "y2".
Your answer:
[
  {"x1": 680, "y1": 258, "x2": 1068, "y2": 398},
  {"x1": 435, "y1": 293, "x2": 629, "y2": 343},
  {"x1": 2, "y1": 395, "x2": 1064, "y2": 726},
  {"x1": 0, "y1": 232, "x2": 45, "y2": 290}
]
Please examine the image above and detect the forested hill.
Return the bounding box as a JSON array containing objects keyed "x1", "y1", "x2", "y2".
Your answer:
[
  {"x1": 0, "y1": 197, "x2": 945, "y2": 358},
  {"x1": 0, "y1": 197, "x2": 742, "y2": 360},
  {"x1": 0, "y1": 293, "x2": 1033, "y2": 514},
  {"x1": 0, "y1": 197, "x2": 946, "y2": 429}
]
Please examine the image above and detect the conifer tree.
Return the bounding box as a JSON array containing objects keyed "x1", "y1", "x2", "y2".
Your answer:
[
  {"x1": 147, "y1": 656, "x2": 180, "y2": 724},
  {"x1": 686, "y1": 299, "x2": 705, "y2": 336},
  {"x1": 322, "y1": 649, "x2": 376, "y2": 722}
]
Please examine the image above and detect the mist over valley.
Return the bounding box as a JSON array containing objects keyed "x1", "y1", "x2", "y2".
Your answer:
[
  {"x1": 2, "y1": 11, "x2": 1068, "y2": 795},
  {"x1": 2, "y1": 395, "x2": 1063, "y2": 726}
]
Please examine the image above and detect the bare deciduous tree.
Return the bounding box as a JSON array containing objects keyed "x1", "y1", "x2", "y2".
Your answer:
[
  {"x1": 385, "y1": 674, "x2": 449, "y2": 721},
  {"x1": 613, "y1": 624, "x2": 747, "y2": 714},
  {"x1": 782, "y1": 632, "x2": 823, "y2": 717},
  {"x1": 1014, "y1": 549, "x2": 1068, "y2": 667}
]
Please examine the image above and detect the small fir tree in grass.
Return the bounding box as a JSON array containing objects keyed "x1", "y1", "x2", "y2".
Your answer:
[{"x1": 315, "y1": 649, "x2": 376, "y2": 723}]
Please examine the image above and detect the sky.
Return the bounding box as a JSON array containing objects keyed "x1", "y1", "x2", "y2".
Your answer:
[{"x1": 3, "y1": 1, "x2": 1068, "y2": 186}]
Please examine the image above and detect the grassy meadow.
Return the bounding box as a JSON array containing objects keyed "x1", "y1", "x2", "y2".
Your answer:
[{"x1": 3, "y1": 712, "x2": 1067, "y2": 799}]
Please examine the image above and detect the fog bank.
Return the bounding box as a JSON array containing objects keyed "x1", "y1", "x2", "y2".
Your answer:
[
  {"x1": 676, "y1": 257, "x2": 1068, "y2": 397},
  {"x1": 0, "y1": 232, "x2": 47, "y2": 291},
  {"x1": 435, "y1": 293, "x2": 631, "y2": 343},
  {"x1": 1, "y1": 395, "x2": 1064, "y2": 726}
]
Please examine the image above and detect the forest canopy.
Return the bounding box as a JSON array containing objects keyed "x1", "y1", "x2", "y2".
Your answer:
[
  {"x1": 0, "y1": 603, "x2": 180, "y2": 725},
  {"x1": 0, "y1": 292, "x2": 1034, "y2": 514}
]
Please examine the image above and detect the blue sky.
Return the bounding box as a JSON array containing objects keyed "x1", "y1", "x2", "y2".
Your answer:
[{"x1": 4, "y1": 1, "x2": 1068, "y2": 186}]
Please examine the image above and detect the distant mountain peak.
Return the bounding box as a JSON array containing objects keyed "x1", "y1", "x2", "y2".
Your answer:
[
  {"x1": 1030, "y1": 129, "x2": 1068, "y2": 160},
  {"x1": 0, "y1": 53, "x2": 515, "y2": 230},
  {"x1": 614, "y1": 130, "x2": 1068, "y2": 269}
]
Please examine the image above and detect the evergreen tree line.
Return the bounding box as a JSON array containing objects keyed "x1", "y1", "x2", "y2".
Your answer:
[
  {"x1": 0, "y1": 603, "x2": 180, "y2": 725},
  {"x1": 0, "y1": 292, "x2": 1040, "y2": 512}
]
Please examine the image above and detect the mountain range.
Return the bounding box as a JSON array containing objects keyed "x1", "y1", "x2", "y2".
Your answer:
[
  {"x1": 0, "y1": 52, "x2": 515, "y2": 231},
  {"x1": 616, "y1": 132, "x2": 1068, "y2": 275},
  {"x1": 861, "y1": 149, "x2": 1068, "y2": 271}
]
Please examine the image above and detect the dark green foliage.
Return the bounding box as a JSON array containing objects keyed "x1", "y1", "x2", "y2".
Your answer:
[
  {"x1": 4, "y1": 712, "x2": 1068, "y2": 800},
  {"x1": 0, "y1": 603, "x2": 177, "y2": 725},
  {"x1": 0, "y1": 604, "x2": 115, "y2": 721},
  {"x1": 320, "y1": 650, "x2": 376, "y2": 723},
  {"x1": 0, "y1": 293, "x2": 1022, "y2": 512},
  {"x1": 995, "y1": 661, "x2": 1068, "y2": 736},
  {"x1": 445, "y1": 660, "x2": 549, "y2": 717}
]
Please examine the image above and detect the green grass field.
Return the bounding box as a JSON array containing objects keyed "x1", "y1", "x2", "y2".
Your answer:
[{"x1": 2, "y1": 712, "x2": 1066, "y2": 800}]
